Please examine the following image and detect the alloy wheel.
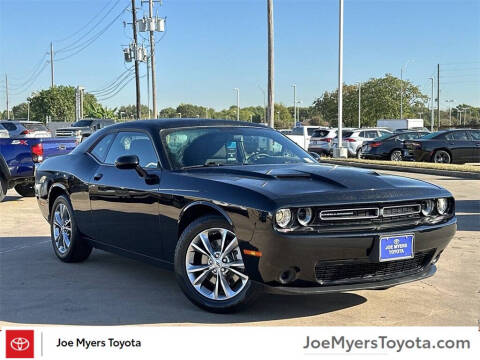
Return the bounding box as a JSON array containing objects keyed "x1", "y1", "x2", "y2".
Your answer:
[
  {"x1": 52, "y1": 203, "x2": 72, "y2": 255},
  {"x1": 185, "y1": 228, "x2": 248, "y2": 301},
  {"x1": 390, "y1": 150, "x2": 402, "y2": 161},
  {"x1": 434, "y1": 150, "x2": 451, "y2": 164}
]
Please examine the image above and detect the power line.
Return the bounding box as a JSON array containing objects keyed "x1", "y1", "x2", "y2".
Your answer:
[
  {"x1": 55, "y1": 4, "x2": 129, "y2": 62},
  {"x1": 90, "y1": 67, "x2": 134, "y2": 95},
  {"x1": 96, "y1": 74, "x2": 145, "y2": 101},
  {"x1": 56, "y1": 0, "x2": 123, "y2": 53},
  {"x1": 54, "y1": 0, "x2": 118, "y2": 43},
  {"x1": 8, "y1": 61, "x2": 49, "y2": 96}
]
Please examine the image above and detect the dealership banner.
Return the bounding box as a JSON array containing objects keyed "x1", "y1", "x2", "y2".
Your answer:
[{"x1": 1, "y1": 326, "x2": 478, "y2": 359}]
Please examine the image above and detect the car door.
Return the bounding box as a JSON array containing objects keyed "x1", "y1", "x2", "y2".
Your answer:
[
  {"x1": 88, "y1": 130, "x2": 163, "y2": 258},
  {"x1": 444, "y1": 131, "x2": 472, "y2": 163},
  {"x1": 467, "y1": 130, "x2": 480, "y2": 162}
]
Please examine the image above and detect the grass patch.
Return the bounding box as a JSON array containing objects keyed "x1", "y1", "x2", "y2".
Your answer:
[{"x1": 320, "y1": 157, "x2": 480, "y2": 173}]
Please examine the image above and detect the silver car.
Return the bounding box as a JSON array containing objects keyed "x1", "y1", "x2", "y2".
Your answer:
[
  {"x1": 0, "y1": 121, "x2": 51, "y2": 138},
  {"x1": 333, "y1": 128, "x2": 392, "y2": 157}
]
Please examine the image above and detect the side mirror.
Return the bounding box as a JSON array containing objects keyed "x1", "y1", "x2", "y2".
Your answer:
[
  {"x1": 115, "y1": 155, "x2": 139, "y2": 170},
  {"x1": 309, "y1": 152, "x2": 321, "y2": 162},
  {"x1": 115, "y1": 155, "x2": 159, "y2": 184}
]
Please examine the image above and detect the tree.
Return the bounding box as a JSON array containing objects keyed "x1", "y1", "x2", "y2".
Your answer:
[
  {"x1": 116, "y1": 104, "x2": 150, "y2": 119},
  {"x1": 12, "y1": 102, "x2": 29, "y2": 119},
  {"x1": 159, "y1": 107, "x2": 177, "y2": 118},
  {"x1": 313, "y1": 74, "x2": 428, "y2": 128}
]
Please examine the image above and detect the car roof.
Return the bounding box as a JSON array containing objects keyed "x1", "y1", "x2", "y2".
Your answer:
[{"x1": 107, "y1": 118, "x2": 267, "y2": 131}]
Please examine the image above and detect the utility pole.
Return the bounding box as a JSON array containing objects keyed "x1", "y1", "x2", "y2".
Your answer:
[
  {"x1": 234, "y1": 88, "x2": 240, "y2": 120},
  {"x1": 357, "y1": 82, "x2": 361, "y2": 128},
  {"x1": 146, "y1": 56, "x2": 151, "y2": 118},
  {"x1": 132, "y1": 0, "x2": 141, "y2": 119},
  {"x1": 148, "y1": 0, "x2": 157, "y2": 118},
  {"x1": 5, "y1": 74, "x2": 9, "y2": 119},
  {"x1": 267, "y1": 0, "x2": 275, "y2": 128},
  {"x1": 429, "y1": 77, "x2": 434, "y2": 131},
  {"x1": 50, "y1": 42, "x2": 54, "y2": 88},
  {"x1": 292, "y1": 84, "x2": 296, "y2": 126},
  {"x1": 27, "y1": 101, "x2": 30, "y2": 121},
  {"x1": 437, "y1": 64, "x2": 440, "y2": 129}
]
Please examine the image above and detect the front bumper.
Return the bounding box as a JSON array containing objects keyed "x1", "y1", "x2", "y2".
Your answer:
[
  {"x1": 242, "y1": 217, "x2": 456, "y2": 293},
  {"x1": 260, "y1": 264, "x2": 436, "y2": 294}
]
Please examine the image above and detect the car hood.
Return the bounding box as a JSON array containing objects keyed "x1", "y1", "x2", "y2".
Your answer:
[{"x1": 181, "y1": 163, "x2": 450, "y2": 206}]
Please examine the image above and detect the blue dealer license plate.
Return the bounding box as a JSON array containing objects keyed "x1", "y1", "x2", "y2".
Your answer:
[{"x1": 379, "y1": 234, "x2": 414, "y2": 262}]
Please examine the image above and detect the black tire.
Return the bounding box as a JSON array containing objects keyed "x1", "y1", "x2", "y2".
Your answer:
[
  {"x1": 0, "y1": 174, "x2": 6, "y2": 202},
  {"x1": 14, "y1": 183, "x2": 35, "y2": 197},
  {"x1": 50, "y1": 195, "x2": 92, "y2": 262},
  {"x1": 433, "y1": 150, "x2": 452, "y2": 164},
  {"x1": 390, "y1": 149, "x2": 403, "y2": 162},
  {"x1": 174, "y1": 215, "x2": 258, "y2": 313}
]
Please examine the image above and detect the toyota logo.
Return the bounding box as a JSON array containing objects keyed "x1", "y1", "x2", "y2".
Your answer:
[
  {"x1": 394, "y1": 239, "x2": 400, "y2": 245},
  {"x1": 10, "y1": 337, "x2": 30, "y2": 351}
]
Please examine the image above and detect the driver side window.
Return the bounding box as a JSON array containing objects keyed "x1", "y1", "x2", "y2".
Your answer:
[{"x1": 104, "y1": 132, "x2": 159, "y2": 168}]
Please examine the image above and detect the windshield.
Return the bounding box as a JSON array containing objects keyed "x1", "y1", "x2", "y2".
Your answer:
[
  {"x1": 21, "y1": 122, "x2": 48, "y2": 132},
  {"x1": 161, "y1": 126, "x2": 315, "y2": 169},
  {"x1": 312, "y1": 129, "x2": 330, "y2": 138},
  {"x1": 72, "y1": 120, "x2": 93, "y2": 127}
]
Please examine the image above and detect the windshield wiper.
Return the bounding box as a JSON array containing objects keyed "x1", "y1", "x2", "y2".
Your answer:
[{"x1": 180, "y1": 162, "x2": 228, "y2": 170}]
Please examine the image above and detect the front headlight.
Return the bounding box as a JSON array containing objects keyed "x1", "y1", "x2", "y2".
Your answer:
[
  {"x1": 421, "y1": 200, "x2": 434, "y2": 216},
  {"x1": 437, "y1": 198, "x2": 448, "y2": 215},
  {"x1": 297, "y1": 207, "x2": 313, "y2": 226},
  {"x1": 275, "y1": 209, "x2": 292, "y2": 228}
]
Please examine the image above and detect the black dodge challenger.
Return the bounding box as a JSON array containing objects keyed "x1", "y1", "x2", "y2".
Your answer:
[{"x1": 35, "y1": 119, "x2": 456, "y2": 312}]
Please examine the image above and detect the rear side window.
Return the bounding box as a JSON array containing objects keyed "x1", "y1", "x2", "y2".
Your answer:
[
  {"x1": 445, "y1": 131, "x2": 469, "y2": 141},
  {"x1": 366, "y1": 130, "x2": 379, "y2": 138},
  {"x1": 307, "y1": 128, "x2": 317, "y2": 136},
  {"x1": 105, "y1": 131, "x2": 159, "y2": 168},
  {"x1": 292, "y1": 127, "x2": 303, "y2": 135},
  {"x1": 1, "y1": 122, "x2": 17, "y2": 131},
  {"x1": 468, "y1": 131, "x2": 480, "y2": 140},
  {"x1": 90, "y1": 133, "x2": 116, "y2": 162}
]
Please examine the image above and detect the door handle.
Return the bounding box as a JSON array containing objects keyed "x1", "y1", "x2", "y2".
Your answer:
[{"x1": 93, "y1": 173, "x2": 103, "y2": 181}]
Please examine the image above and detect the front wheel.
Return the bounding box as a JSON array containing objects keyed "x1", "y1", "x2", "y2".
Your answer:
[
  {"x1": 14, "y1": 183, "x2": 35, "y2": 197},
  {"x1": 50, "y1": 195, "x2": 92, "y2": 262},
  {"x1": 174, "y1": 215, "x2": 257, "y2": 313},
  {"x1": 433, "y1": 150, "x2": 451, "y2": 164}
]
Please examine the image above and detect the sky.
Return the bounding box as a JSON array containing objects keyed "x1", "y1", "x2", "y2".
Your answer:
[{"x1": 0, "y1": 0, "x2": 479, "y2": 112}]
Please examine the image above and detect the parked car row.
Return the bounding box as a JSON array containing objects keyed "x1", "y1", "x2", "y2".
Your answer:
[{"x1": 303, "y1": 125, "x2": 479, "y2": 164}]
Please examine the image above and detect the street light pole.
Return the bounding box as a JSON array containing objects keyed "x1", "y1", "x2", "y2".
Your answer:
[
  {"x1": 429, "y1": 77, "x2": 434, "y2": 131},
  {"x1": 292, "y1": 84, "x2": 296, "y2": 126},
  {"x1": 267, "y1": 0, "x2": 275, "y2": 128},
  {"x1": 400, "y1": 60, "x2": 412, "y2": 120},
  {"x1": 234, "y1": 88, "x2": 240, "y2": 121},
  {"x1": 445, "y1": 100, "x2": 454, "y2": 126},
  {"x1": 334, "y1": 0, "x2": 346, "y2": 158},
  {"x1": 357, "y1": 82, "x2": 361, "y2": 128}
]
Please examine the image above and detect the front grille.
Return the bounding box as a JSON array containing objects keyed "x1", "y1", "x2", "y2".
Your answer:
[
  {"x1": 314, "y1": 250, "x2": 434, "y2": 285},
  {"x1": 56, "y1": 130, "x2": 75, "y2": 137},
  {"x1": 382, "y1": 204, "x2": 421, "y2": 217},
  {"x1": 320, "y1": 207, "x2": 379, "y2": 220}
]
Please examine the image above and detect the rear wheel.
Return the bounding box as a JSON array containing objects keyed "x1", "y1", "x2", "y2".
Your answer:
[
  {"x1": 14, "y1": 183, "x2": 35, "y2": 197},
  {"x1": 390, "y1": 150, "x2": 403, "y2": 161},
  {"x1": 433, "y1": 150, "x2": 451, "y2": 164},
  {"x1": 50, "y1": 195, "x2": 92, "y2": 262},
  {"x1": 174, "y1": 215, "x2": 257, "y2": 313},
  {"x1": 356, "y1": 148, "x2": 362, "y2": 159},
  {"x1": 0, "y1": 175, "x2": 7, "y2": 202}
]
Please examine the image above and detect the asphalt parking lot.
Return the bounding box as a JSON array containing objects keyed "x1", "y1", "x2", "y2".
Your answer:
[{"x1": 0, "y1": 170, "x2": 478, "y2": 326}]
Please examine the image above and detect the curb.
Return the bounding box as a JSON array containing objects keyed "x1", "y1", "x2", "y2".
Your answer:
[{"x1": 320, "y1": 159, "x2": 480, "y2": 180}]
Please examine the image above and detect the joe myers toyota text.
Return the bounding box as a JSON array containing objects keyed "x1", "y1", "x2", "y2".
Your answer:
[{"x1": 35, "y1": 119, "x2": 456, "y2": 312}]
